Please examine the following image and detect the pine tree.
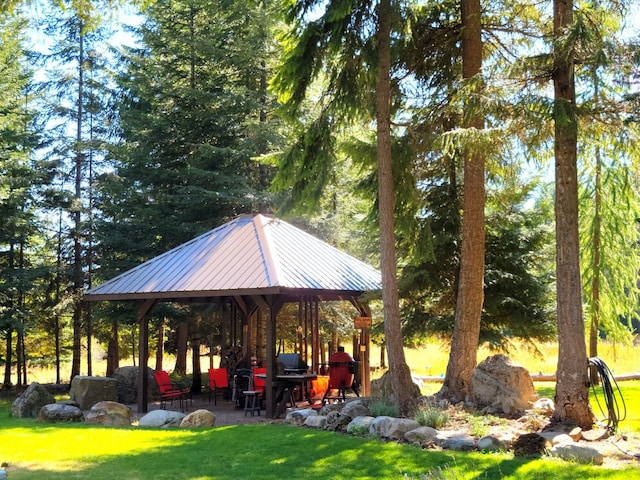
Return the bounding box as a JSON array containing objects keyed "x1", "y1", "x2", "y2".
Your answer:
[
  {"x1": 0, "y1": 11, "x2": 46, "y2": 387},
  {"x1": 96, "y1": 0, "x2": 283, "y2": 375}
]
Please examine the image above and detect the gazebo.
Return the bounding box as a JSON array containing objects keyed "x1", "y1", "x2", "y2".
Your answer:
[{"x1": 83, "y1": 213, "x2": 382, "y2": 417}]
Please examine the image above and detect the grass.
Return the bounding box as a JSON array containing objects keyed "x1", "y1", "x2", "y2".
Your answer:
[
  {"x1": 536, "y1": 380, "x2": 640, "y2": 434},
  {"x1": 0, "y1": 400, "x2": 637, "y2": 480},
  {"x1": 404, "y1": 339, "x2": 640, "y2": 378}
]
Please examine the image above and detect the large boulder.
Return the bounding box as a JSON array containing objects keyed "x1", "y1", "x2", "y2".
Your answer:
[
  {"x1": 70, "y1": 376, "x2": 118, "y2": 410},
  {"x1": 180, "y1": 409, "x2": 216, "y2": 428},
  {"x1": 466, "y1": 354, "x2": 538, "y2": 415},
  {"x1": 435, "y1": 430, "x2": 477, "y2": 451},
  {"x1": 38, "y1": 403, "x2": 84, "y2": 423},
  {"x1": 341, "y1": 401, "x2": 370, "y2": 419},
  {"x1": 85, "y1": 401, "x2": 135, "y2": 427},
  {"x1": 139, "y1": 409, "x2": 186, "y2": 428},
  {"x1": 305, "y1": 415, "x2": 328, "y2": 429},
  {"x1": 285, "y1": 408, "x2": 318, "y2": 426},
  {"x1": 369, "y1": 416, "x2": 420, "y2": 440},
  {"x1": 404, "y1": 426, "x2": 438, "y2": 446},
  {"x1": 112, "y1": 366, "x2": 159, "y2": 404},
  {"x1": 12, "y1": 383, "x2": 56, "y2": 418},
  {"x1": 550, "y1": 442, "x2": 604, "y2": 465},
  {"x1": 370, "y1": 371, "x2": 420, "y2": 405}
]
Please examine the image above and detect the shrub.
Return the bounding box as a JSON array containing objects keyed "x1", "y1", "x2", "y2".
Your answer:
[
  {"x1": 369, "y1": 398, "x2": 400, "y2": 417},
  {"x1": 414, "y1": 405, "x2": 449, "y2": 429}
]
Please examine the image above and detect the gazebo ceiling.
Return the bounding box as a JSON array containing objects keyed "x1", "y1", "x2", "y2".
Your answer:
[{"x1": 83, "y1": 213, "x2": 382, "y2": 303}]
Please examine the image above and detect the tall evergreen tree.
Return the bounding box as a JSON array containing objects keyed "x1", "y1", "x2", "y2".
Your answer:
[
  {"x1": 0, "y1": 11, "x2": 46, "y2": 387},
  {"x1": 96, "y1": 0, "x2": 282, "y2": 374},
  {"x1": 34, "y1": 2, "x2": 113, "y2": 380},
  {"x1": 573, "y1": 5, "x2": 640, "y2": 368},
  {"x1": 273, "y1": 0, "x2": 417, "y2": 414},
  {"x1": 434, "y1": 0, "x2": 486, "y2": 403},
  {"x1": 552, "y1": 0, "x2": 594, "y2": 428}
]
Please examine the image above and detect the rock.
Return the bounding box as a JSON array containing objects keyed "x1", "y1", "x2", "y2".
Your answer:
[
  {"x1": 513, "y1": 433, "x2": 549, "y2": 457},
  {"x1": 370, "y1": 372, "x2": 420, "y2": 406},
  {"x1": 477, "y1": 433, "x2": 514, "y2": 451},
  {"x1": 435, "y1": 430, "x2": 476, "y2": 451},
  {"x1": 304, "y1": 415, "x2": 328, "y2": 429},
  {"x1": 551, "y1": 442, "x2": 604, "y2": 465},
  {"x1": 532, "y1": 397, "x2": 555, "y2": 415},
  {"x1": 285, "y1": 408, "x2": 317, "y2": 426},
  {"x1": 12, "y1": 383, "x2": 56, "y2": 418},
  {"x1": 38, "y1": 403, "x2": 84, "y2": 423},
  {"x1": 113, "y1": 366, "x2": 159, "y2": 404},
  {"x1": 180, "y1": 409, "x2": 215, "y2": 428},
  {"x1": 467, "y1": 354, "x2": 538, "y2": 415},
  {"x1": 539, "y1": 432, "x2": 574, "y2": 446},
  {"x1": 346, "y1": 416, "x2": 375, "y2": 435},
  {"x1": 325, "y1": 410, "x2": 352, "y2": 432},
  {"x1": 138, "y1": 409, "x2": 186, "y2": 428},
  {"x1": 85, "y1": 401, "x2": 135, "y2": 427},
  {"x1": 57, "y1": 399, "x2": 81, "y2": 408},
  {"x1": 568, "y1": 427, "x2": 582, "y2": 442},
  {"x1": 70, "y1": 376, "x2": 118, "y2": 410},
  {"x1": 581, "y1": 427, "x2": 610, "y2": 442},
  {"x1": 369, "y1": 416, "x2": 420, "y2": 440},
  {"x1": 341, "y1": 401, "x2": 370, "y2": 419},
  {"x1": 404, "y1": 426, "x2": 438, "y2": 445},
  {"x1": 318, "y1": 402, "x2": 344, "y2": 416}
]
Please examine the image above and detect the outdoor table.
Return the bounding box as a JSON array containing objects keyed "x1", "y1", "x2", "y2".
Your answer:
[{"x1": 256, "y1": 373, "x2": 318, "y2": 418}]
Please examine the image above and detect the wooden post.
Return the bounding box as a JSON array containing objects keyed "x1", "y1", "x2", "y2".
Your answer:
[{"x1": 136, "y1": 299, "x2": 156, "y2": 414}]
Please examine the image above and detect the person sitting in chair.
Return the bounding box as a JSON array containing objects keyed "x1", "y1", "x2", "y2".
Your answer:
[{"x1": 322, "y1": 346, "x2": 359, "y2": 404}]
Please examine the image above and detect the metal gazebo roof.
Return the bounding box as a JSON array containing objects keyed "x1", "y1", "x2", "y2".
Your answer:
[{"x1": 84, "y1": 213, "x2": 381, "y2": 301}]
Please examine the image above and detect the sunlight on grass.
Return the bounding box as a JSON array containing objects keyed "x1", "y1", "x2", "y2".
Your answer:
[
  {"x1": 404, "y1": 339, "x2": 640, "y2": 378},
  {"x1": 0, "y1": 416, "x2": 637, "y2": 479}
]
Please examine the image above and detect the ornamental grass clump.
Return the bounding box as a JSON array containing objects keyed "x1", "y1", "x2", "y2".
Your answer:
[
  {"x1": 414, "y1": 405, "x2": 449, "y2": 429},
  {"x1": 368, "y1": 398, "x2": 400, "y2": 417}
]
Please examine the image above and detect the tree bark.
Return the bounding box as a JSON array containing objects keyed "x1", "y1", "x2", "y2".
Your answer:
[
  {"x1": 156, "y1": 319, "x2": 165, "y2": 371},
  {"x1": 71, "y1": 20, "x2": 85, "y2": 382},
  {"x1": 552, "y1": 0, "x2": 594, "y2": 429},
  {"x1": 3, "y1": 328, "x2": 12, "y2": 387},
  {"x1": 589, "y1": 141, "x2": 602, "y2": 385},
  {"x1": 438, "y1": 0, "x2": 485, "y2": 403},
  {"x1": 174, "y1": 321, "x2": 189, "y2": 375},
  {"x1": 376, "y1": 0, "x2": 415, "y2": 416}
]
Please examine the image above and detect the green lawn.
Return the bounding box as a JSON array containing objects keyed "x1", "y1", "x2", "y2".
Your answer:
[
  {"x1": 0, "y1": 400, "x2": 637, "y2": 480},
  {"x1": 535, "y1": 380, "x2": 640, "y2": 434}
]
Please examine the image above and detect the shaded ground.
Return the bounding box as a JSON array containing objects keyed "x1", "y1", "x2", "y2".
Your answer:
[{"x1": 131, "y1": 391, "x2": 287, "y2": 427}]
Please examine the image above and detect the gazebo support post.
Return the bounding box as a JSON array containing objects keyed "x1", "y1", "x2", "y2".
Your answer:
[
  {"x1": 137, "y1": 298, "x2": 157, "y2": 414},
  {"x1": 262, "y1": 296, "x2": 284, "y2": 418}
]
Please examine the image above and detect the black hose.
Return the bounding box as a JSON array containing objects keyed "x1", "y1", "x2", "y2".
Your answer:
[{"x1": 588, "y1": 356, "x2": 627, "y2": 433}]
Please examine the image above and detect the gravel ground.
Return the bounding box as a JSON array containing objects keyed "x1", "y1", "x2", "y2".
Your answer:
[{"x1": 133, "y1": 392, "x2": 284, "y2": 426}]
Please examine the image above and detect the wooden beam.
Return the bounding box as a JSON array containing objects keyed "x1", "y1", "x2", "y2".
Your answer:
[{"x1": 137, "y1": 299, "x2": 156, "y2": 414}]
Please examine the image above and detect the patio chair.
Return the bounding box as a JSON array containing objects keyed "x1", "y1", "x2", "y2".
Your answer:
[
  {"x1": 208, "y1": 367, "x2": 229, "y2": 405},
  {"x1": 152, "y1": 370, "x2": 191, "y2": 411},
  {"x1": 253, "y1": 367, "x2": 267, "y2": 408}
]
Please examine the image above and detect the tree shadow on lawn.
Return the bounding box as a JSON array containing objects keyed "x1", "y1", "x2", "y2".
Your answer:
[{"x1": 3, "y1": 423, "x2": 632, "y2": 480}]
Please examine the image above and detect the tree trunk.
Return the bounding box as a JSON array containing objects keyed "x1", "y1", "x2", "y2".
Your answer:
[
  {"x1": 174, "y1": 321, "x2": 189, "y2": 374},
  {"x1": 156, "y1": 319, "x2": 165, "y2": 371},
  {"x1": 3, "y1": 328, "x2": 12, "y2": 388},
  {"x1": 589, "y1": 141, "x2": 602, "y2": 386},
  {"x1": 376, "y1": 0, "x2": 415, "y2": 416},
  {"x1": 191, "y1": 340, "x2": 202, "y2": 393},
  {"x1": 552, "y1": 0, "x2": 594, "y2": 429},
  {"x1": 106, "y1": 318, "x2": 119, "y2": 377},
  {"x1": 71, "y1": 21, "x2": 85, "y2": 382},
  {"x1": 438, "y1": 0, "x2": 485, "y2": 403}
]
